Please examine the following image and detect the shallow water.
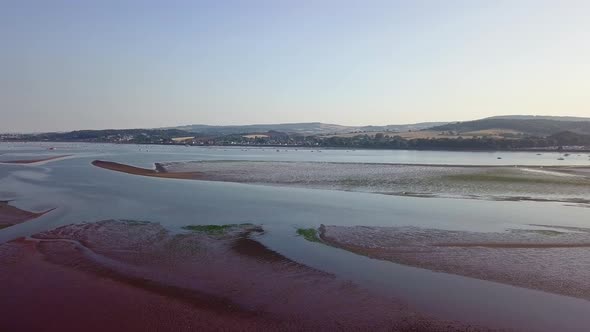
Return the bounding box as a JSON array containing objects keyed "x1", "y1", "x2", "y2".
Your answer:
[
  {"x1": 2, "y1": 141, "x2": 590, "y2": 166},
  {"x1": 260, "y1": 227, "x2": 590, "y2": 332},
  {"x1": 1, "y1": 142, "x2": 590, "y2": 331},
  {"x1": 160, "y1": 160, "x2": 590, "y2": 203}
]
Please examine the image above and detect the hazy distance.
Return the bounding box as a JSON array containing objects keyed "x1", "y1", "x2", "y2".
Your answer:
[{"x1": 2, "y1": 1, "x2": 590, "y2": 132}]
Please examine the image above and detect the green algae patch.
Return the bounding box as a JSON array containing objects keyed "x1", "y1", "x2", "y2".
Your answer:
[
  {"x1": 510, "y1": 229, "x2": 566, "y2": 236},
  {"x1": 297, "y1": 228, "x2": 321, "y2": 242},
  {"x1": 183, "y1": 223, "x2": 254, "y2": 235},
  {"x1": 445, "y1": 172, "x2": 588, "y2": 186}
]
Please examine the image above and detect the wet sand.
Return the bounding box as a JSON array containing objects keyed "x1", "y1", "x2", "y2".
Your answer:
[
  {"x1": 318, "y1": 225, "x2": 590, "y2": 300},
  {"x1": 0, "y1": 201, "x2": 52, "y2": 229},
  {"x1": 435, "y1": 242, "x2": 590, "y2": 248},
  {"x1": 0, "y1": 155, "x2": 70, "y2": 164},
  {"x1": 92, "y1": 160, "x2": 590, "y2": 205},
  {"x1": 0, "y1": 220, "x2": 482, "y2": 331},
  {"x1": 92, "y1": 160, "x2": 203, "y2": 179}
]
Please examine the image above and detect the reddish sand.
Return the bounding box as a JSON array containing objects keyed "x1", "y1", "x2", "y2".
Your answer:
[
  {"x1": 319, "y1": 225, "x2": 590, "y2": 301},
  {"x1": 92, "y1": 160, "x2": 203, "y2": 179},
  {"x1": 1, "y1": 155, "x2": 70, "y2": 164},
  {"x1": 0, "y1": 221, "x2": 484, "y2": 331},
  {"x1": 435, "y1": 242, "x2": 590, "y2": 248},
  {"x1": 0, "y1": 201, "x2": 53, "y2": 229}
]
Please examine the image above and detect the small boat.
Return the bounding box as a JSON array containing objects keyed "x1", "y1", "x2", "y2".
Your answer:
[{"x1": 497, "y1": 157, "x2": 502, "y2": 159}]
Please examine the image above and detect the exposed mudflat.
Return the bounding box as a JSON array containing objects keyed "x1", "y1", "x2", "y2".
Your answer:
[
  {"x1": 92, "y1": 160, "x2": 203, "y2": 179},
  {"x1": 0, "y1": 220, "x2": 484, "y2": 331},
  {"x1": 0, "y1": 155, "x2": 70, "y2": 164},
  {"x1": 3, "y1": 147, "x2": 589, "y2": 331},
  {"x1": 318, "y1": 224, "x2": 590, "y2": 300},
  {"x1": 0, "y1": 201, "x2": 52, "y2": 229},
  {"x1": 155, "y1": 160, "x2": 590, "y2": 204}
]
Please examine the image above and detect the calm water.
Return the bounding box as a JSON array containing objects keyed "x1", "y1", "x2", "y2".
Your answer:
[
  {"x1": 2, "y1": 142, "x2": 590, "y2": 166},
  {"x1": 2, "y1": 142, "x2": 590, "y2": 331}
]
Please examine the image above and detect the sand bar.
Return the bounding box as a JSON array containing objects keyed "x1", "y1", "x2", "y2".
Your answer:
[
  {"x1": 0, "y1": 220, "x2": 480, "y2": 331},
  {"x1": 92, "y1": 160, "x2": 203, "y2": 179},
  {"x1": 92, "y1": 159, "x2": 590, "y2": 205},
  {"x1": 0, "y1": 155, "x2": 71, "y2": 164},
  {"x1": 318, "y1": 224, "x2": 590, "y2": 300},
  {"x1": 0, "y1": 201, "x2": 53, "y2": 229}
]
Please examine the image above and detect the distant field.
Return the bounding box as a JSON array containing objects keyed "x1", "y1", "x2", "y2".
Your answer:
[
  {"x1": 171, "y1": 136, "x2": 195, "y2": 142},
  {"x1": 242, "y1": 134, "x2": 269, "y2": 139},
  {"x1": 322, "y1": 129, "x2": 523, "y2": 140},
  {"x1": 396, "y1": 131, "x2": 464, "y2": 139},
  {"x1": 431, "y1": 118, "x2": 590, "y2": 136},
  {"x1": 322, "y1": 130, "x2": 467, "y2": 139},
  {"x1": 461, "y1": 129, "x2": 523, "y2": 138}
]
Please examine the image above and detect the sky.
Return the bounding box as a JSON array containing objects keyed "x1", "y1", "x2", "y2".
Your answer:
[{"x1": 1, "y1": 0, "x2": 590, "y2": 132}]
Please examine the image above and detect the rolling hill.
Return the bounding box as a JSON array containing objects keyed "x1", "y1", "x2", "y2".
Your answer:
[
  {"x1": 168, "y1": 122, "x2": 446, "y2": 136},
  {"x1": 486, "y1": 115, "x2": 590, "y2": 122},
  {"x1": 430, "y1": 118, "x2": 590, "y2": 137}
]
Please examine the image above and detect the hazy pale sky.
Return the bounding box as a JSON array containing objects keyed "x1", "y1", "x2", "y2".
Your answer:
[{"x1": 2, "y1": 0, "x2": 589, "y2": 132}]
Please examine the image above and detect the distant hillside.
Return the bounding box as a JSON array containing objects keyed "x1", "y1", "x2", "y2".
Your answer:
[
  {"x1": 169, "y1": 122, "x2": 446, "y2": 135},
  {"x1": 486, "y1": 115, "x2": 590, "y2": 122},
  {"x1": 548, "y1": 131, "x2": 590, "y2": 146},
  {"x1": 430, "y1": 118, "x2": 590, "y2": 137},
  {"x1": 170, "y1": 123, "x2": 351, "y2": 135},
  {"x1": 357, "y1": 122, "x2": 447, "y2": 133},
  {"x1": 30, "y1": 129, "x2": 194, "y2": 143},
  {"x1": 4, "y1": 120, "x2": 590, "y2": 150}
]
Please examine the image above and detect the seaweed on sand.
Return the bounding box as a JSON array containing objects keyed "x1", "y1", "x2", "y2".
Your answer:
[
  {"x1": 296, "y1": 228, "x2": 321, "y2": 242},
  {"x1": 182, "y1": 223, "x2": 255, "y2": 235}
]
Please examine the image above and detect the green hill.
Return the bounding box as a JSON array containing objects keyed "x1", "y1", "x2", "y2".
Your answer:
[{"x1": 430, "y1": 118, "x2": 590, "y2": 137}]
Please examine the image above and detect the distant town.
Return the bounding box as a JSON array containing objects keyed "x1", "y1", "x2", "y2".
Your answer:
[{"x1": 3, "y1": 116, "x2": 590, "y2": 151}]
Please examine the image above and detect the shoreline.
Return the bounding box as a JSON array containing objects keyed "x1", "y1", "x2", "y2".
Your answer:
[
  {"x1": 92, "y1": 159, "x2": 590, "y2": 206},
  {"x1": 0, "y1": 154, "x2": 71, "y2": 164},
  {"x1": 0, "y1": 201, "x2": 54, "y2": 229},
  {"x1": 0, "y1": 220, "x2": 474, "y2": 331},
  {"x1": 91, "y1": 160, "x2": 203, "y2": 179},
  {"x1": 3, "y1": 140, "x2": 590, "y2": 153},
  {"x1": 317, "y1": 224, "x2": 590, "y2": 301}
]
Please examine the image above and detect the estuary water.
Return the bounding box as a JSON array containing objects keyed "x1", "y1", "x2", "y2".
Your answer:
[{"x1": 1, "y1": 142, "x2": 590, "y2": 331}]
